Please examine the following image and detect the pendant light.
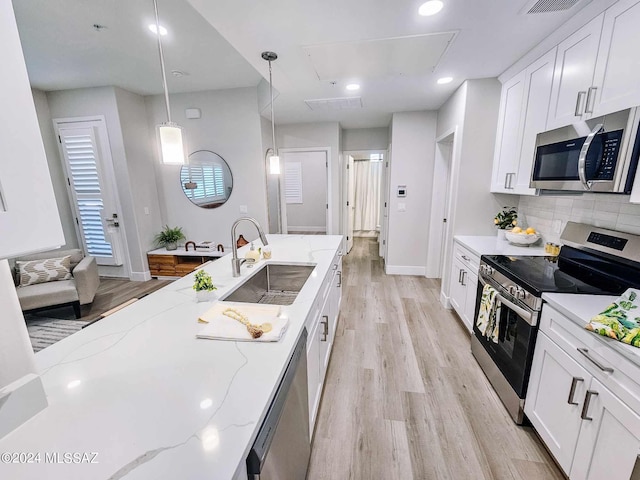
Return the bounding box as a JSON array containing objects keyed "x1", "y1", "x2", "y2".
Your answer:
[
  {"x1": 153, "y1": 0, "x2": 186, "y2": 165},
  {"x1": 262, "y1": 51, "x2": 280, "y2": 174}
]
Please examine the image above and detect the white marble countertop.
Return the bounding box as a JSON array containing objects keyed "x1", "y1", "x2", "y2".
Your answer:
[
  {"x1": 0, "y1": 234, "x2": 343, "y2": 479},
  {"x1": 454, "y1": 235, "x2": 548, "y2": 257},
  {"x1": 542, "y1": 293, "x2": 640, "y2": 368}
]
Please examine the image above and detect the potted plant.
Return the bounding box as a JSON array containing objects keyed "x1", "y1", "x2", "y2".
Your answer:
[
  {"x1": 193, "y1": 270, "x2": 217, "y2": 302},
  {"x1": 154, "y1": 225, "x2": 185, "y2": 251},
  {"x1": 494, "y1": 207, "x2": 517, "y2": 241}
]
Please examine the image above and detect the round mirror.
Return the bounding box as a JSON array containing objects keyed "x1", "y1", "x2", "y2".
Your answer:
[{"x1": 180, "y1": 150, "x2": 233, "y2": 209}]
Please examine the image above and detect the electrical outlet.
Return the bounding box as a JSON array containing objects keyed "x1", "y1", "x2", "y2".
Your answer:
[
  {"x1": 144, "y1": 207, "x2": 150, "y2": 215},
  {"x1": 240, "y1": 205, "x2": 248, "y2": 214}
]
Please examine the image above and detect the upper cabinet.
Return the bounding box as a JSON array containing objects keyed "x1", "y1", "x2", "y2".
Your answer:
[
  {"x1": 491, "y1": 49, "x2": 556, "y2": 195},
  {"x1": 546, "y1": 15, "x2": 603, "y2": 130},
  {"x1": 591, "y1": 0, "x2": 640, "y2": 117},
  {"x1": 0, "y1": 0, "x2": 63, "y2": 259}
]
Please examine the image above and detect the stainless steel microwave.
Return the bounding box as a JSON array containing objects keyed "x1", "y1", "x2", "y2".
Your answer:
[{"x1": 530, "y1": 108, "x2": 640, "y2": 193}]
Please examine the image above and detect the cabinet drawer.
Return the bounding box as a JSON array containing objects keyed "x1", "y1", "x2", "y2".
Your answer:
[
  {"x1": 175, "y1": 263, "x2": 200, "y2": 275},
  {"x1": 540, "y1": 305, "x2": 640, "y2": 414},
  {"x1": 453, "y1": 242, "x2": 480, "y2": 274},
  {"x1": 147, "y1": 254, "x2": 177, "y2": 266}
]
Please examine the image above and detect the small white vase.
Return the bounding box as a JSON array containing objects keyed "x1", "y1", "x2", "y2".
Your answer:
[{"x1": 196, "y1": 290, "x2": 215, "y2": 302}]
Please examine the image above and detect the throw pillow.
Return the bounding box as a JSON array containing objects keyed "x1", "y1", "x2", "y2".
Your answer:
[{"x1": 16, "y1": 255, "x2": 72, "y2": 287}]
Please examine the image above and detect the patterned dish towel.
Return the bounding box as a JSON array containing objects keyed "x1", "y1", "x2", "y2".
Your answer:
[
  {"x1": 476, "y1": 284, "x2": 501, "y2": 343},
  {"x1": 585, "y1": 288, "x2": 640, "y2": 348}
]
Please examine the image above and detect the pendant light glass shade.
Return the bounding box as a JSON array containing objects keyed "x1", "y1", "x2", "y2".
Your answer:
[
  {"x1": 269, "y1": 154, "x2": 280, "y2": 175},
  {"x1": 157, "y1": 123, "x2": 186, "y2": 165}
]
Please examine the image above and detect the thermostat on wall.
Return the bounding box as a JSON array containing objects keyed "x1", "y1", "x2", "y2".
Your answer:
[
  {"x1": 185, "y1": 108, "x2": 201, "y2": 119},
  {"x1": 397, "y1": 185, "x2": 407, "y2": 197}
]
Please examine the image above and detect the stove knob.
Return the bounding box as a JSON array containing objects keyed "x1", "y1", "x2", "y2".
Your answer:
[
  {"x1": 508, "y1": 285, "x2": 516, "y2": 295},
  {"x1": 487, "y1": 266, "x2": 494, "y2": 276},
  {"x1": 516, "y1": 287, "x2": 526, "y2": 300}
]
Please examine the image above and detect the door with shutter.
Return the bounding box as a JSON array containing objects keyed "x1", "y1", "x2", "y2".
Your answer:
[{"x1": 54, "y1": 118, "x2": 124, "y2": 266}]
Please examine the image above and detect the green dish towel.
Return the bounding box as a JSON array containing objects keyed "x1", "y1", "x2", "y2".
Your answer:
[
  {"x1": 477, "y1": 283, "x2": 501, "y2": 343},
  {"x1": 585, "y1": 288, "x2": 640, "y2": 348}
]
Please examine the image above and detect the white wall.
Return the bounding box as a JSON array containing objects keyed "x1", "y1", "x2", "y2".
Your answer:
[
  {"x1": 32, "y1": 89, "x2": 78, "y2": 250},
  {"x1": 276, "y1": 122, "x2": 341, "y2": 234},
  {"x1": 146, "y1": 87, "x2": 267, "y2": 247},
  {"x1": 342, "y1": 127, "x2": 389, "y2": 151},
  {"x1": 285, "y1": 151, "x2": 327, "y2": 231},
  {"x1": 261, "y1": 116, "x2": 281, "y2": 233},
  {"x1": 386, "y1": 111, "x2": 437, "y2": 275}
]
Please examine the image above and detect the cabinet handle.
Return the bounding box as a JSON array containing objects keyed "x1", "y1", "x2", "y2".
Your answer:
[
  {"x1": 504, "y1": 173, "x2": 510, "y2": 189},
  {"x1": 321, "y1": 315, "x2": 329, "y2": 342},
  {"x1": 580, "y1": 390, "x2": 599, "y2": 421},
  {"x1": 458, "y1": 269, "x2": 464, "y2": 283},
  {"x1": 461, "y1": 255, "x2": 470, "y2": 261},
  {"x1": 461, "y1": 271, "x2": 467, "y2": 286},
  {"x1": 585, "y1": 86, "x2": 597, "y2": 114},
  {"x1": 337, "y1": 271, "x2": 342, "y2": 287},
  {"x1": 567, "y1": 377, "x2": 584, "y2": 405},
  {"x1": 575, "y1": 91, "x2": 587, "y2": 116},
  {"x1": 509, "y1": 173, "x2": 516, "y2": 189},
  {"x1": 332, "y1": 264, "x2": 338, "y2": 270},
  {"x1": 577, "y1": 348, "x2": 614, "y2": 373}
]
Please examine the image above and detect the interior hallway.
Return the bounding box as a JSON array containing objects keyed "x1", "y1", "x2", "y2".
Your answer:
[{"x1": 307, "y1": 238, "x2": 563, "y2": 480}]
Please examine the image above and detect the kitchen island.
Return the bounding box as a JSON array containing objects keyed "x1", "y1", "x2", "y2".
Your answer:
[{"x1": 0, "y1": 234, "x2": 343, "y2": 480}]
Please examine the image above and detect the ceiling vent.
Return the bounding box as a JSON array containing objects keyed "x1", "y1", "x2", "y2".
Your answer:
[
  {"x1": 523, "y1": 0, "x2": 584, "y2": 14},
  {"x1": 304, "y1": 97, "x2": 363, "y2": 111}
]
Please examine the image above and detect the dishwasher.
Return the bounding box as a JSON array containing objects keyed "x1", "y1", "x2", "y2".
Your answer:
[{"x1": 246, "y1": 328, "x2": 310, "y2": 480}]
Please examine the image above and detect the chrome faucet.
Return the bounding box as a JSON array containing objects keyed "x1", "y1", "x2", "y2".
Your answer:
[{"x1": 231, "y1": 217, "x2": 269, "y2": 277}]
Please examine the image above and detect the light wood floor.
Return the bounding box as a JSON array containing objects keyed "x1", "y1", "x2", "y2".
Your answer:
[{"x1": 307, "y1": 238, "x2": 564, "y2": 480}]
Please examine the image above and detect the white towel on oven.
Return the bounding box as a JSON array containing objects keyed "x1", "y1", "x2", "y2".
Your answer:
[{"x1": 476, "y1": 284, "x2": 501, "y2": 343}]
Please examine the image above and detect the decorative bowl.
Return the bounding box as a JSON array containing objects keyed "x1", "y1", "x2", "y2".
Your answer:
[{"x1": 505, "y1": 231, "x2": 541, "y2": 246}]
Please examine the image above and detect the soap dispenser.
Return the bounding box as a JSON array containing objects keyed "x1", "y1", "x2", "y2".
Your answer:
[{"x1": 245, "y1": 242, "x2": 261, "y2": 262}]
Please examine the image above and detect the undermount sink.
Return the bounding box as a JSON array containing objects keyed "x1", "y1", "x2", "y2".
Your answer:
[{"x1": 222, "y1": 263, "x2": 316, "y2": 305}]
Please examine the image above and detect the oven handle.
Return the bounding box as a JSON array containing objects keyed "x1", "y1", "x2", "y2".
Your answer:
[
  {"x1": 479, "y1": 274, "x2": 535, "y2": 326},
  {"x1": 577, "y1": 123, "x2": 603, "y2": 191}
]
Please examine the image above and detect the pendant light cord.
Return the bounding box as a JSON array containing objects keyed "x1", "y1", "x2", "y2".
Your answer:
[
  {"x1": 269, "y1": 60, "x2": 277, "y2": 154},
  {"x1": 153, "y1": 0, "x2": 172, "y2": 124}
]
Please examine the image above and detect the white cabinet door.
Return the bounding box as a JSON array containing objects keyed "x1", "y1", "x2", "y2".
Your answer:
[
  {"x1": 306, "y1": 317, "x2": 322, "y2": 435},
  {"x1": 591, "y1": 0, "x2": 640, "y2": 117},
  {"x1": 462, "y1": 270, "x2": 478, "y2": 332},
  {"x1": 514, "y1": 48, "x2": 557, "y2": 195},
  {"x1": 449, "y1": 257, "x2": 467, "y2": 317},
  {"x1": 491, "y1": 71, "x2": 525, "y2": 193},
  {"x1": 547, "y1": 15, "x2": 603, "y2": 130},
  {"x1": 318, "y1": 294, "x2": 332, "y2": 384},
  {"x1": 570, "y1": 377, "x2": 640, "y2": 480},
  {"x1": 0, "y1": 0, "x2": 64, "y2": 259},
  {"x1": 525, "y1": 332, "x2": 590, "y2": 474}
]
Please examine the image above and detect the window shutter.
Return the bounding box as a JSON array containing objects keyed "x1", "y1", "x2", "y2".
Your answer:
[
  {"x1": 60, "y1": 130, "x2": 113, "y2": 257},
  {"x1": 284, "y1": 161, "x2": 303, "y2": 204},
  {"x1": 181, "y1": 164, "x2": 226, "y2": 204}
]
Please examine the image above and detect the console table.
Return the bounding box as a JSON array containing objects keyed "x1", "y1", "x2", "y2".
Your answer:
[{"x1": 147, "y1": 247, "x2": 226, "y2": 278}]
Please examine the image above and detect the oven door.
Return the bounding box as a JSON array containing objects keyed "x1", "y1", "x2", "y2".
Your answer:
[{"x1": 473, "y1": 275, "x2": 539, "y2": 398}]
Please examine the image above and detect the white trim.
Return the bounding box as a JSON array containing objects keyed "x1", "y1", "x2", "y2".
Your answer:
[
  {"x1": 129, "y1": 270, "x2": 152, "y2": 282},
  {"x1": 279, "y1": 147, "x2": 332, "y2": 234},
  {"x1": 287, "y1": 226, "x2": 326, "y2": 232},
  {"x1": 384, "y1": 265, "x2": 426, "y2": 276},
  {"x1": 440, "y1": 290, "x2": 451, "y2": 309}
]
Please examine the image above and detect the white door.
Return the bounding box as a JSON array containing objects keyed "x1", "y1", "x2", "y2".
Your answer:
[
  {"x1": 570, "y1": 377, "x2": 640, "y2": 480},
  {"x1": 546, "y1": 14, "x2": 603, "y2": 129},
  {"x1": 591, "y1": 0, "x2": 640, "y2": 117},
  {"x1": 55, "y1": 119, "x2": 125, "y2": 267},
  {"x1": 347, "y1": 155, "x2": 355, "y2": 252},
  {"x1": 380, "y1": 148, "x2": 391, "y2": 259},
  {"x1": 281, "y1": 150, "x2": 327, "y2": 234},
  {"x1": 525, "y1": 332, "x2": 590, "y2": 474},
  {"x1": 491, "y1": 70, "x2": 525, "y2": 193}
]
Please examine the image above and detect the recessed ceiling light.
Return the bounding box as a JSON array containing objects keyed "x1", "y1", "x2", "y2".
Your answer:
[
  {"x1": 346, "y1": 83, "x2": 361, "y2": 91},
  {"x1": 418, "y1": 0, "x2": 444, "y2": 16},
  {"x1": 148, "y1": 24, "x2": 168, "y2": 36},
  {"x1": 437, "y1": 76, "x2": 453, "y2": 84}
]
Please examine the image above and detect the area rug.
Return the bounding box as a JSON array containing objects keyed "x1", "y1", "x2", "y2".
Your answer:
[{"x1": 25, "y1": 317, "x2": 88, "y2": 353}]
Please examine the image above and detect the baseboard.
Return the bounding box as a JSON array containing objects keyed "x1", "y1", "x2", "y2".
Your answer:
[
  {"x1": 440, "y1": 290, "x2": 451, "y2": 309},
  {"x1": 288, "y1": 226, "x2": 326, "y2": 232},
  {"x1": 129, "y1": 270, "x2": 151, "y2": 282},
  {"x1": 385, "y1": 265, "x2": 426, "y2": 276}
]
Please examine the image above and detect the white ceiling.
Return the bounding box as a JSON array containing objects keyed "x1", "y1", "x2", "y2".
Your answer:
[{"x1": 14, "y1": 0, "x2": 605, "y2": 129}]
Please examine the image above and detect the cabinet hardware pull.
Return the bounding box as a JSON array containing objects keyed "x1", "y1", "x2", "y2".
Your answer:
[
  {"x1": 508, "y1": 173, "x2": 516, "y2": 189},
  {"x1": 461, "y1": 255, "x2": 470, "y2": 261},
  {"x1": 580, "y1": 390, "x2": 598, "y2": 421},
  {"x1": 332, "y1": 264, "x2": 338, "y2": 270},
  {"x1": 461, "y1": 271, "x2": 466, "y2": 286},
  {"x1": 575, "y1": 91, "x2": 587, "y2": 116},
  {"x1": 504, "y1": 173, "x2": 510, "y2": 189},
  {"x1": 337, "y1": 271, "x2": 342, "y2": 287},
  {"x1": 321, "y1": 316, "x2": 329, "y2": 341},
  {"x1": 458, "y1": 269, "x2": 464, "y2": 283},
  {"x1": 567, "y1": 377, "x2": 584, "y2": 405},
  {"x1": 585, "y1": 86, "x2": 597, "y2": 114},
  {"x1": 577, "y1": 348, "x2": 614, "y2": 373}
]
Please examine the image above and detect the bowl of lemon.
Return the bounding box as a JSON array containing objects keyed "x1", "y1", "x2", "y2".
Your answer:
[{"x1": 505, "y1": 227, "x2": 541, "y2": 246}]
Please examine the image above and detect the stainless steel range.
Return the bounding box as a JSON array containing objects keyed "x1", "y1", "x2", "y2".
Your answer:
[{"x1": 471, "y1": 222, "x2": 640, "y2": 424}]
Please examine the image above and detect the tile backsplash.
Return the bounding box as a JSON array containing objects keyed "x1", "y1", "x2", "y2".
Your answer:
[{"x1": 517, "y1": 194, "x2": 640, "y2": 244}]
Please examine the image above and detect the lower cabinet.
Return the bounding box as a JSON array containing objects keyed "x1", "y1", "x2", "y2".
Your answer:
[
  {"x1": 448, "y1": 242, "x2": 480, "y2": 332},
  {"x1": 526, "y1": 308, "x2": 640, "y2": 479},
  {"x1": 306, "y1": 251, "x2": 342, "y2": 436}
]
